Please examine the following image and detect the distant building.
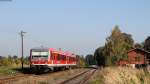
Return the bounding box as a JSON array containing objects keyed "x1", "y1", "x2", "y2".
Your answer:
[{"x1": 118, "y1": 48, "x2": 150, "y2": 68}]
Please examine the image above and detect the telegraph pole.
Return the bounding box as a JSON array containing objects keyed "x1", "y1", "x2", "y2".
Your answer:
[{"x1": 20, "y1": 31, "x2": 26, "y2": 70}]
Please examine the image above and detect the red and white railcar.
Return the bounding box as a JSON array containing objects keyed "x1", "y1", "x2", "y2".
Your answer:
[{"x1": 30, "y1": 48, "x2": 76, "y2": 71}]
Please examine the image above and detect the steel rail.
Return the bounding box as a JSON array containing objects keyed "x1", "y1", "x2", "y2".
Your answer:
[{"x1": 59, "y1": 69, "x2": 96, "y2": 84}]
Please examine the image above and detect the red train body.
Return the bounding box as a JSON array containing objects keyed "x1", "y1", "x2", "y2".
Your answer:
[{"x1": 30, "y1": 48, "x2": 76, "y2": 71}]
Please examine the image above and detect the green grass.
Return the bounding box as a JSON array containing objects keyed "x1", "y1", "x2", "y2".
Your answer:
[
  {"x1": 0, "y1": 66, "x2": 19, "y2": 76},
  {"x1": 89, "y1": 80, "x2": 103, "y2": 84}
]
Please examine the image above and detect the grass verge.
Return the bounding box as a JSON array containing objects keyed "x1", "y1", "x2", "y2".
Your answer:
[{"x1": 87, "y1": 66, "x2": 150, "y2": 84}]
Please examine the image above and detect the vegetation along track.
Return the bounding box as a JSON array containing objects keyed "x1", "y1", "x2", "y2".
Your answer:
[
  {"x1": 59, "y1": 69, "x2": 97, "y2": 84},
  {"x1": 0, "y1": 71, "x2": 55, "y2": 84},
  {"x1": 0, "y1": 74, "x2": 29, "y2": 84},
  {"x1": 0, "y1": 74, "x2": 36, "y2": 84}
]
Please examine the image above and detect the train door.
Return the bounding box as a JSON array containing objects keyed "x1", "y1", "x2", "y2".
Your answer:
[
  {"x1": 57, "y1": 54, "x2": 61, "y2": 65},
  {"x1": 62, "y1": 55, "x2": 66, "y2": 65},
  {"x1": 65, "y1": 55, "x2": 67, "y2": 65},
  {"x1": 54, "y1": 52, "x2": 57, "y2": 65},
  {"x1": 50, "y1": 51, "x2": 54, "y2": 64},
  {"x1": 67, "y1": 56, "x2": 69, "y2": 64}
]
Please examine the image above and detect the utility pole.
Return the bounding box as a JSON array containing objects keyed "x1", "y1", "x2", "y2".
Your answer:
[{"x1": 20, "y1": 31, "x2": 26, "y2": 70}]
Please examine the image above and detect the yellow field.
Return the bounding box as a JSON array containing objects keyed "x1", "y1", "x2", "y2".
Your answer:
[{"x1": 88, "y1": 66, "x2": 150, "y2": 84}]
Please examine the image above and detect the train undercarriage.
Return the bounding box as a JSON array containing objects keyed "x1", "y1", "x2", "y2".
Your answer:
[{"x1": 30, "y1": 65, "x2": 75, "y2": 73}]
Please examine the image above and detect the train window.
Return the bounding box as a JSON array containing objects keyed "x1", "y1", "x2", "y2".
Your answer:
[
  {"x1": 32, "y1": 51, "x2": 49, "y2": 60},
  {"x1": 54, "y1": 54, "x2": 56, "y2": 60},
  {"x1": 52, "y1": 54, "x2": 54, "y2": 60},
  {"x1": 66, "y1": 56, "x2": 67, "y2": 61},
  {"x1": 69, "y1": 57, "x2": 71, "y2": 61},
  {"x1": 55, "y1": 53, "x2": 57, "y2": 60},
  {"x1": 69, "y1": 57, "x2": 70, "y2": 61},
  {"x1": 57, "y1": 54, "x2": 61, "y2": 61},
  {"x1": 61, "y1": 55, "x2": 66, "y2": 61},
  {"x1": 64, "y1": 55, "x2": 66, "y2": 60},
  {"x1": 52, "y1": 53, "x2": 55, "y2": 60},
  {"x1": 51, "y1": 52, "x2": 54, "y2": 60},
  {"x1": 61, "y1": 55, "x2": 63, "y2": 60},
  {"x1": 67, "y1": 56, "x2": 69, "y2": 61},
  {"x1": 71, "y1": 57, "x2": 72, "y2": 61},
  {"x1": 69, "y1": 57, "x2": 71, "y2": 62},
  {"x1": 68, "y1": 57, "x2": 69, "y2": 61},
  {"x1": 32, "y1": 55, "x2": 48, "y2": 60}
]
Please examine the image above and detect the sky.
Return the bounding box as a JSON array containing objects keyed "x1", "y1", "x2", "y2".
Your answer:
[{"x1": 0, "y1": 0, "x2": 150, "y2": 57}]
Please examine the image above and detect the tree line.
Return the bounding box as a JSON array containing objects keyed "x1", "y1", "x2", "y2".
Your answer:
[
  {"x1": 91, "y1": 26, "x2": 150, "y2": 66},
  {"x1": 0, "y1": 55, "x2": 29, "y2": 66}
]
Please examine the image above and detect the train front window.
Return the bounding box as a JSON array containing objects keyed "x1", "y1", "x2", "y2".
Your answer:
[
  {"x1": 32, "y1": 55, "x2": 48, "y2": 60},
  {"x1": 32, "y1": 51, "x2": 48, "y2": 60}
]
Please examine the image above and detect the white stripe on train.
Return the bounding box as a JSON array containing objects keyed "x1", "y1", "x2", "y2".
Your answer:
[{"x1": 31, "y1": 64, "x2": 76, "y2": 67}]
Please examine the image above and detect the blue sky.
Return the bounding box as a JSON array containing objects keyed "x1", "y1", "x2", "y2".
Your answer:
[{"x1": 0, "y1": 0, "x2": 150, "y2": 56}]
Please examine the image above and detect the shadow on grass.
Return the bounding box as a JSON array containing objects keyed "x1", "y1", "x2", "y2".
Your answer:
[
  {"x1": 11, "y1": 67, "x2": 60, "y2": 75},
  {"x1": 11, "y1": 67, "x2": 73, "y2": 75},
  {"x1": 11, "y1": 67, "x2": 34, "y2": 74}
]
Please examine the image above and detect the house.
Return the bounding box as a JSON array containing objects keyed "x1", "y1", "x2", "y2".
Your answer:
[{"x1": 118, "y1": 48, "x2": 150, "y2": 68}]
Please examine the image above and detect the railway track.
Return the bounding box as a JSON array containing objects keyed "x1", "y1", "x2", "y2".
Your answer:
[
  {"x1": 0, "y1": 74, "x2": 29, "y2": 84},
  {"x1": 0, "y1": 72, "x2": 57, "y2": 84},
  {"x1": 59, "y1": 69, "x2": 97, "y2": 84},
  {"x1": 0, "y1": 68, "x2": 94, "y2": 84}
]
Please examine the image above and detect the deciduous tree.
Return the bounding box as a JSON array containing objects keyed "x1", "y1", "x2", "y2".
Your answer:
[{"x1": 94, "y1": 26, "x2": 134, "y2": 66}]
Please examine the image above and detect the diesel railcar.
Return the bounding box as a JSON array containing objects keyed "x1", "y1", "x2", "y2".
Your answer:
[{"x1": 30, "y1": 48, "x2": 76, "y2": 71}]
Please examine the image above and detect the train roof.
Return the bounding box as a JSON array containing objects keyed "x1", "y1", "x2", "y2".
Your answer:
[{"x1": 31, "y1": 48, "x2": 49, "y2": 52}]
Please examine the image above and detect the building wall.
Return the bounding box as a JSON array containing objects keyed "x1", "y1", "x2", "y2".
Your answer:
[{"x1": 128, "y1": 50, "x2": 145, "y2": 64}]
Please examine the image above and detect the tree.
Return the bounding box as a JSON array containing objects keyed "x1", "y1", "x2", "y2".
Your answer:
[
  {"x1": 144, "y1": 36, "x2": 150, "y2": 52},
  {"x1": 144, "y1": 36, "x2": 150, "y2": 63},
  {"x1": 1, "y1": 57, "x2": 10, "y2": 66},
  {"x1": 134, "y1": 43, "x2": 143, "y2": 49},
  {"x1": 76, "y1": 55, "x2": 86, "y2": 67},
  {"x1": 0, "y1": 56, "x2": 4, "y2": 66},
  {"x1": 85, "y1": 54, "x2": 95, "y2": 65},
  {"x1": 94, "y1": 47, "x2": 105, "y2": 66},
  {"x1": 7, "y1": 55, "x2": 13, "y2": 65},
  {"x1": 106, "y1": 26, "x2": 133, "y2": 65},
  {"x1": 13, "y1": 55, "x2": 18, "y2": 60},
  {"x1": 24, "y1": 56, "x2": 30, "y2": 65},
  {"x1": 95, "y1": 26, "x2": 134, "y2": 66}
]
